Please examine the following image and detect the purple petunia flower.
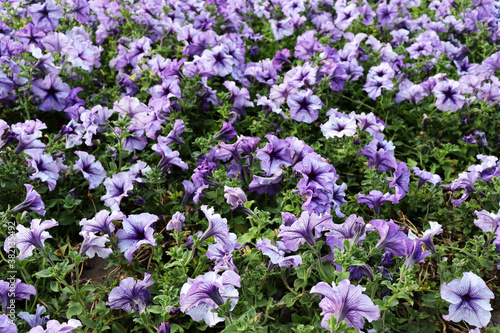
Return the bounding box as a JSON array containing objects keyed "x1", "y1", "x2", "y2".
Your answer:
[
  {"x1": 213, "y1": 121, "x2": 237, "y2": 140},
  {"x1": 387, "y1": 161, "x2": 410, "y2": 201},
  {"x1": 255, "y1": 134, "x2": 293, "y2": 176},
  {"x1": 370, "y1": 219, "x2": 409, "y2": 257},
  {"x1": 441, "y1": 272, "x2": 494, "y2": 328},
  {"x1": 311, "y1": 279, "x2": 380, "y2": 330},
  {"x1": 409, "y1": 221, "x2": 443, "y2": 254},
  {"x1": 198, "y1": 206, "x2": 232, "y2": 248},
  {"x1": 116, "y1": 213, "x2": 158, "y2": 263},
  {"x1": 206, "y1": 233, "x2": 240, "y2": 272},
  {"x1": 294, "y1": 153, "x2": 337, "y2": 192},
  {"x1": 79, "y1": 231, "x2": 112, "y2": 259},
  {"x1": 287, "y1": 89, "x2": 322, "y2": 123},
  {"x1": 325, "y1": 214, "x2": 367, "y2": 248},
  {"x1": 12, "y1": 184, "x2": 45, "y2": 216},
  {"x1": 31, "y1": 74, "x2": 70, "y2": 112},
  {"x1": 80, "y1": 210, "x2": 124, "y2": 237},
  {"x1": 321, "y1": 114, "x2": 357, "y2": 139},
  {"x1": 433, "y1": 80, "x2": 465, "y2": 112},
  {"x1": 166, "y1": 212, "x2": 185, "y2": 234},
  {"x1": 74, "y1": 151, "x2": 107, "y2": 190},
  {"x1": 107, "y1": 273, "x2": 154, "y2": 314},
  {"x1": 28, "y1": 319, "x2": 81, "y2": 332},
  {"x1": 474, "y1": 210, "x2": 500, "y2": 234},
  {"x1": 180, "y1": 271, "x2": 240, "y2": 326},
  {"x1": 101, "y1": 172, "x2": 135, "y2": 211},
  {"x1": 248, "y1": 172, "x2": 283, "y2": 195},
  {"x1": 0, "y1": 313, "x2": 16, "y2": 333},
  {"x1": 18, "y1": 304, "x2": 49, "y2": 328},
  {"x1": 223, "y1": 186, "x2": 247, "y2": 210},
  {"x1": 412, "y1": 166, "x2": 442, "y2": 189},
  {"x1": 26, "y1": 151, "x2": 65, "y2": 192},
  {"x1": 256, "y1": 238, "x2": 302, "y2": 268},
  {"x1": 0, "y1": 279, "x2": 36, "y2": 313},
  {"x1": 4, "y1": 219, "x2": 58, "y2": 260},
  {"x1": 357, "y1": 191, "x2": 397, "y2": 215},
  {"x1": 29, "y1": 0, "x2": 63, "y2": 32},
  {"x1": 279, "y1": 211, "x2": 333, "y2": 251},
  {"x1": 403, "y1": 239, "x2": 431, "y2": 269},
  {"x1": 152, "y1": 136, "x2": 188, "y2": 173}
]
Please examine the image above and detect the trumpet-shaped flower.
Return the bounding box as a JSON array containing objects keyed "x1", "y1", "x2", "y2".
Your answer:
[
  {"x1": 107, "y1": 273, "x2": 154, "y2": 314},
  {"x1": 116, "y1": 213, "x2": 158, "y2": 262},
  {"x1": 4, "y1": 219, "x2": 58, "y2": 260}
]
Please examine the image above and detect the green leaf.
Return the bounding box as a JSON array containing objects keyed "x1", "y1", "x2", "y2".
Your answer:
[
  {"x1": 112, "y1": 323, "x2": 128, "y2": 333},
  {"x1": 35, "y1": 269, "x2": 53, "y2": 278},
  {"x1": 66, "y1": 302, "x2": 84, "y2": 318},
  {"x1": 81, "y1": 318, "x2": 96, "y2": 329}
]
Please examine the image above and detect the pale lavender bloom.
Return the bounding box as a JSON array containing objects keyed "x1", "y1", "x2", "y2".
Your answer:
[
  {"x1": 26, "y1": 151, "x2": 65, "y2": 191},
  {"x1": 441, "y1": 272, "x2": 494, "y2": 328},
  {"x1": 311, "y1": 279, "x2": 380, "y2": 330},
  {"x1": 279, "y1": 211, "x2": 333, "y2": 251},
  {"x1": 294, "y1": 153, "x2": 338, "y2": 191},
  {"x1": 31, "y1": 74, "x2": 69, "y2": 111},
  {"x1": 269, "y1": 19, "x2": 294, "y2": 40},
  {"x1": 325, "y1": 214, "x2": 366, "y2": 247},
  {"x1": 412, "y1": 166, "x2": 442, "y2": 189},
  {"x1": 206, "y1": 233, "x2": 240, "y2": 272},
  {"x1": 29, "y1": 0, "x2": 63, "y2": 32},
  {"x1": 74, "y1": 151, "x2": 107, "y2": 189},
  {"x1": 286, "y1": 137, "x2": 314, "y2": 165},
  {"x1": 106, "y1": 273, "x2": 154, "y2": 314},
  {"x1": 203, "y1": 45, "x2": 234, "y2": 77},
  {"x1": 409, "y1": 221, "x2": 443, "y2": 253},
  {"x1": 101, "y1": 172, "x2": 134, "y2": 211},
  {"x1": 164, "y1": 119, "x2": 185, "y2": 146},
  {"x1": 474, "y1": 210, "x2": 500, "y2": 234},
  {"x1": 255, "y1": 134, "x2": 293, "y2": 176},
  {"x1": 79, "y1": 231, "x2": 112, "y2": 259},
  {"x1": 18, "y1": 304, "x2": 49, "y2": 328},
  {"x1": 28, "y1": 319, "x2": 82, "y2": 333},
  {"x1": 0, "y1": 279, "x2": 36, "y2": 313},
  {"x1": 249, "y1": 172, "x2": 283, "y2": 195},
  {"x1": 357, "y1": 191, "x2": 397, "y2": 215},
  {"x1": 0, "y1": 314, "x2": 16, "y2": 333},
  {"x1": 199, "y1": 206, "x2": 231, "y2": 248},
  {"x1": 166, "y1": 212, "x2": 185, "y2": 234},
  {"x1": 180, "y1": 271, "x2": 240, "y2": 326},
  {"x1": 363, "y1": 76, "x2": 394, "y2": 100},
  {"x1": 4, "y1": 219, "x2": 58, "y2": 260},
  {"x1": 113, "y1": 96, "x2": 151, "y2": 132},
  {"x1": 403, "y1": 239, "x2": 431, "y2": 269},
  {"x1": 433, "y1": 80, "x2": 465, "y2": 112},
  {"x1": 256, "y1": 238, "x2": 302, "y2": 268},
  {"x1": 116, "y1": 213, "x2": 158, "y2": 262},
  {"x1": 321, "y1": 115, "x2": 357, "y2": 139},
  {"x1": 80, "y1": 210, "x2": 124, "y2": 237},
  {"x1": 395, "y1": 79, "x2": 426, "y2": 105},
  {"x1": 370, "y1": 219, "x2": 409, "y2": 256},
  {"x1": 287, "y1": 89, "x2": 321, "y2": 124},
  {"x1": 223, "y1": 186, "x2": 247, "y2": 210},
  {"x1": 12, "y1": 184, "x2": 45, "y2": 215}
]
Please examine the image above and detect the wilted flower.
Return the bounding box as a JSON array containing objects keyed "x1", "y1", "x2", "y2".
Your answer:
[
  {"x1": 441, "y1": 272, "x2": 494, "y2": 328},
  {"x1": 311, "y1": 279, "x2": 380, "y2": 330},
  {"x1": 107, "y1": 273, "x2": 154, "y2": 314}
]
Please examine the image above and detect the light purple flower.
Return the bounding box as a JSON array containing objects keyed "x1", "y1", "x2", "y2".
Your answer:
[
  {"x1": 28, "y1": 319, "x2": 81, "y2": 333},
  {"x1": 31, "y1": 74, "x2": 69, "y2": 112},
  {"x1": 4, "y1": 219, "x2": 58, "y2": 260},
  {"x1": 74, "y1": 151, "x2": 107, "y2": 189},
  {"x1": 357, "y1": 191, "x2": 397, "y2": 215},
  {"x1": 287, "y1": 89, "x2": 321, "y2": 123},
  {"x1": 12, "y1": 184, "x2": 45, "y2": 216},
  {"x1": 321, "y1": 115, "x2": 357, "y2": 139},
  {"x1": 18, "y1": 304, "x2": 49, "y2": 328},
  {"x1": 101, "y1": 172, "x2": 135, "y2": 211},
  {"x1": 370, "y1": 219, "x2": 409, "y2": 257},
  {"x1": 199, "y1": 206, "x2": 231, "y2": 248},
  {"x1": 403, "y1": 239, "x2": 431, "y2": 269},
  {"x1": 29, "y1": 0, "x2": 63, "y2": 32},
  {"x1": 409, "y1": 221, "x2": 443, "y2": 254},
  {"x1": 256, "y1": 238, "x2": 302, "y2": 268},
  {"x1": 0, "y1": 279, "x2": 36, "y2": 313},
  {"x1": 152, "y1": 136, "x2": 188, "y2": 173},
  {"x1": 166, "y1": 212, "x2": 185, "y2": 234},
  {"x1": 116, "y1": 213, "x2": 158, "y2": 263},
  {"x1": 255, "y1": 134, "x2": 293, "y2": 176},
  {"x1": 441, "y1": 272, "x2": 494, "y2": 328},
  {"x1": 79, "y1": 231, "x2": 112, "y2": 259},
  {"x1": 433, "y1": 80, "x2": 465, "y2": 112},
  {"x1": 107, "y1": 273, "x2": 154, "y2": 314},
  {"x1": 248, "y1": 172, "x2": 283, "y2": 195},
  {"x1": 79, "y1": 210, "x2": 124, "y2": 237},
  {"x1": 223, "y1": 186, "x2": 247, "y2": 210},
  {"x1": 180, "y1": 271, "x2": 240, "y2": 326},
  {"x1": 412, "y1": 166, "x2": 442, "y2": 189},
  {"x1": 311, "y1": 279, "x2": 380, "y2": 330},
  {"x1": 26, "y1": 151, "x2": 64, "y2": 192},
  {"x1": 0, "y1": 313, "x2": 17, "y2": 333},
  {"x1": 474, "y1": 210, "x2": 500, "y2": 234}
]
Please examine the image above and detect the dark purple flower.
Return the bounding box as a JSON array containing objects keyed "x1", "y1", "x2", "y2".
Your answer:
[
  {"x1": 4, "y1": 219, "x2": 58, "y2": 260},
  {"x1": 249, "y1": 172, "x2": 283, "y2": 195},
  {"x1": 462, "y1": 134, "x2": 477, "y2": 144},
  {"x1": 272, "y1": 49, "x2": 291, "y2": 71},
  {"x1": 403, "y1": 239, "x2": 431, "y2": 269},
  {"x1": 31, "y1": 74, "x2": 69, "y2": 111},
  {"x1": 294, "y1": 153, "x2": 338, "y2": 192},
  {"x1": 107, "y1": 273, "x2": 154, "y2": 313},
  {"x1": 279, "y1": 211, "x2": 333, "y2": 251},
  {"x1": 255, "y1": 134, "x2": 293, "y2": 176},
  {"x1": 157, "y1": 322, "x2": 171, "y2": 333},
  {"x1": 311, "y1": 279, "x2": 380, "y2": 330},
  {"x1": 180, "y1": 271, "x2": 240, "y2": 326},
  {"x1": 12, "y1": 184, "x2": 45, "y2": 215},
  {"x1": 387, "y1": 161, "x2": 410, "y2": 201},
  {"x1": 116, "y1": 213, "x2": 157, "y2": 263},
  {"x1": 18, "y1": 304, "x2": 49, "y2": 328},
  {"x1": 213, "y1": 121, "x2": 237, "y2": 140},
  {"x1": 357, "y1": 191, "x2": 397, "y2": 215},
  {"x1": 370, "y1": 219, "x2": 409, "y2": 257},
  {"x1": 29, "y1": 0, "x2": 63, "y2": 32},
  {"x1": 74, "y1": 151, "x2": 107, "y2": 190},
  {"x1": 0, "y1": 279, "x2": 36, "y2": 313},
  {"x1": 440, "y1": 272, "x2": 494, "y2": 328}
]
